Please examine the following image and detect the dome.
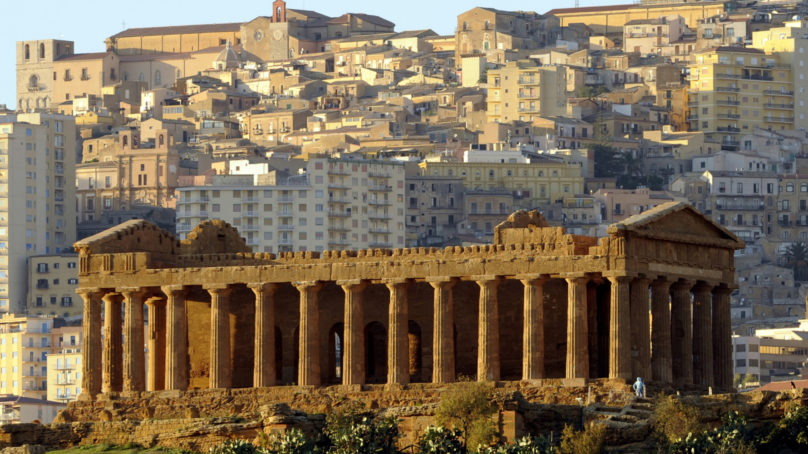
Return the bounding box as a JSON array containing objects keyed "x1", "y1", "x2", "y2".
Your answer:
[{"x1": 213, "y1": 41, "x2": 240, "y2": 70}]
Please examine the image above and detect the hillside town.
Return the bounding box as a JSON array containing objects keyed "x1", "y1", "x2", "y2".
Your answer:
[{"x1": 3, "y1": 0, "x2": 808, "y2": 425}]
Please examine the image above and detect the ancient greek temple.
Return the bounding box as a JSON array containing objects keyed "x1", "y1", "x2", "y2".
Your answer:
[{"x1": 73, "y1": 202, "x2": 743, "y2": 398}]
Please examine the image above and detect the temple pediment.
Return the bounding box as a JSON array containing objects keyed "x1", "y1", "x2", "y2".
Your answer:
[{"x1": 608, "y1": 202, "x2": 745, "y2": 250}]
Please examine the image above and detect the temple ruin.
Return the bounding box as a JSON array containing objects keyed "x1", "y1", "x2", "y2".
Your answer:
[{"x1": 72, "y1": 201, "x2": 744, "y2": 401}]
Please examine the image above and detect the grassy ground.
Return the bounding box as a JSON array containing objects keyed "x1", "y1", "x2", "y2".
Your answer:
[{"x1": 48, "y1": 444, "x2": 194, "y2": 454}]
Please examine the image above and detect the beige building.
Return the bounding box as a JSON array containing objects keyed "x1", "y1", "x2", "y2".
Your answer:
[
  {"x1": 687, "y1": 47, "x2": 794, "y2": 150},
  {"x1": 486, "y1": 60, "x2": 568, "y2": 123},
  {"x1": 419, "y1": 157, "x2": 584, "y2": 208},
  {"x1": 593, "y1": 187, "x2": 684, "y2": 223},
  {"x1": 700, "y1": 170, "x2": 778, "y2": 243},
  {"x1": 27, "y1": 255, "x2": 80, "y2": 318},
  {"x1": 623, "y1": 15, "x2": 687, "y2": 57},
  {"x1": 46, "y1": 324, "x2": 82, "y2": 403},
  {"x1": 176, "y1": 157, "x2": 406, "y2": 252},
  {"x1": 15, "y1": 40, "x2": 74, "y2": 112},
  {"x1": 0, "y1": 314, "x2": 54, "y2": 400},
  {"x1": 0, "y1": 113, "x2": 76, "y2": 313},
  {"x1": 733, "y1": 318, "x2": 808, "y2": 385},
  {"x1": 76, "y1": 129, "x2": 182, "y2": 224}
]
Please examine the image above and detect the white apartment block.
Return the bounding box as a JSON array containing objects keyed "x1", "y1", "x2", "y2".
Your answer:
[
  {"x1": 176, "y1": 158, "x2": 406, "y2": 252},
  {"x1": 0, "y1": 314, "x2": 53, "y2": 400},
  {"x1": 0, "y1": 113, "x2": 76, "y2": 313},
  {"x1": 733, "y1": 319, "x2": 808, "y2": 386},
  {"x1": 46, "y1": 325, "x2": 82, "y2": 403}
]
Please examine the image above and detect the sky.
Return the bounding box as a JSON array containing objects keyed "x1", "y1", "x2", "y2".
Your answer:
[{"x1": 0, "y1": 0, "x2": 624, "y2": 107}]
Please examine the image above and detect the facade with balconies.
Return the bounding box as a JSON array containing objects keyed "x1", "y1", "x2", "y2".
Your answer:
[
  {"x1": 700, "y1": 170, "x2": 778, "y2": 243},
  {"x1": 175, "y1": 157, "x2": 405, "y2": 253},
  {"x1": 0, "y1": 314, "x2": 54, "y2": 400}
]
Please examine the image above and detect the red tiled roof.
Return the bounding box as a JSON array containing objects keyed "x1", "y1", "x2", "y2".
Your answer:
[
  {"x1": 109, "y1": 22, "x2": 242, "y2": 39},
  {"x1": 756, "y1": 379, "x2": 808, "y2": 392}
]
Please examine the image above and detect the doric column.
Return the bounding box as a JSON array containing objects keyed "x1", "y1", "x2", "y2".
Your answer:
[
  {"x1": 475, "y1": 276, "x2": 501, "y2": 382},
  {"x1": 78, "y1": 288, "x2": 103, "y2": 398},
  {"x1": 386, "y1": 279, "x2": 409, "y2": 385},
  {"x1": 339, "y1": 280, "x2": 366, "y2": 386},
  {"x1": 145, "y1": 296, "x2": 166, "y2": 391},
  {"x1": 206, "y1": 285, "x2": 232, "y2": 389},
  {"x1": 607, "y1": 275, "x2": 632, "y2": 380},
  {"x1": 520, "y1": 275, "x2": 546, "y2": 380},
  {"x1": 102, "y1": 292, "x2": 123, "y2": 393},
  {"x1": 629, "y1": 278, "x2": 651, "y2": 381},
  {"x1": 296, "y1": 281, "x2": 323, "y2": 386},
  {"x1": 162, "y1": 285, "x2": 188, "y2": 391},
  {"x1": 671, "y1": 279, "x2": 695, "y2": 386},
  {"x1": 712, "y1": 286, "x2": 734, "y2": 390},
  {"x1": 428, "y1": 277, "x2": 456, "y2": 383},
  {"x1": 120, "y1": 287, "x2": 146, "y2": 393},
  {"x1": 249, "y1": 283, "x2": 277, "y2": 388},
  {"x1": 565, "y1": 276, "x2": 589, "y2": 379},
  {"x1": 651, "y1": 278, "x2": 672, "y2": 383},
  {"x1": 693, "y1": 282, "x2": 714, "y2": 387}
]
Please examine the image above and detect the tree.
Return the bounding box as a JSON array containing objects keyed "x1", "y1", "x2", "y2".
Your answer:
[
  {"x1": 591, "y1": 144, "x2": 623, "y2": 178},
  {"x1": 783, "y1": 242, "x2": 808, "y2": 281}
]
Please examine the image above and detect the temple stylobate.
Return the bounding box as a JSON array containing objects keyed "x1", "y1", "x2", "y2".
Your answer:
[{"x1": 73, "y1": 202, "x2": 743, "y2": 398}]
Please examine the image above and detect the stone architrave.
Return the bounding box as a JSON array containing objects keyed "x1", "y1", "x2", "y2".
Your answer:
[
  {"x1": 206, "y1": 285, "x2": 232, "y2": 389},
  {"x1": 296, "y1": 281, "x2": 323, "y2": 387},
  {"x1": 428, "y1": 277, "x2": 456, "y2": 383},
  {"x1": 78, "y1": 288, "x2": 104, "y2": 398},
  {"x1": 608, "y1": 275, "x2": 632, "y2": 380},
  {"x1": 692, "y1": 282, "x2": 714, "y2": 387},
  {"x1": 249, "y1": 283, "x2": 277, "y2": 388},
  {"x1": 565, "y1": 276, "x2": 589, "y2": 379},
  {"x1": 162, "y1": 285, "x2": 188, "y2": 391},
  {"x1": 339, "y1": 280, "x2": 366, "y2": 386},
  {"x1": 475, "y1": 276, "x2": 501, "y2": 382},
  {"x1": 671, "y1": 280, "x2": 695, "y2": 386},
  {"x1": 519, "y1": 275, "x2": 547, "y2": 380},
  {"x1": 145, "y1": 296, "x2": 167, "y2": 391},
  {"x1": 629, "y1": 278, "x2": 651, "y2": 380},
  {"x1": 712, "y1": 286, "x2": 734, "y2": 390},
  {"x1": 120, "y1": 287, "x2": 147, "y2": 393},
  {"x1": 101, "y1": 292, "x2": 123, "y2": 393},
  {"x1": 386, "y1": 279, "x2": 409, "y2": 385},
  {"x1": 651, "y1": 278, "x2": 672, "y2": 383}
]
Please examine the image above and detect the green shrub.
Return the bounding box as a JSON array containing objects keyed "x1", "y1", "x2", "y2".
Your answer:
[
  {"x1": 478, "y1": 435, "x2": 556, "y2": 454},
  {"x1": 759, "y1": 405, "x2": 808, "y2": 454},
  {"x1": 263, "y1": 428, "x2": 319, "y2": 454},
  {"x1": 557, "y1": 423, "x2": 605, "y2": 454},
  {"x1": 323, "y1": 404, "x2": 399, "y2": 454},
  {"x1": 435, "y1": 380, "x2": 498, "y2": 450},
  {"x1": 209, "y1": 440, "x2": 259, "y2": 454},
  {"x1": 668, "y1": 411, "x2": 756, "y2": 454},
  {"x1": 652, "y1": 394, "x2": 703, "y2": 444},
  {"x1": 417, "y1": 426, "x2": 465, "y2": 454}
]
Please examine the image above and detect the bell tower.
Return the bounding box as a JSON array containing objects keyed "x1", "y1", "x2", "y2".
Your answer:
[{"x1": 272, "y1": 0, "x2": 287, "y2": 23}]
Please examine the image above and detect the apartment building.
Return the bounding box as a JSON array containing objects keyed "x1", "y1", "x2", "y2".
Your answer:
[
  {"x1": 592, "y1": 187, "x2": 682, "y2": 223},
  {"x1": 26, "y1": 255, "x2": 79, "y2": 318},
  {"x1": 700, "y1": 170, "x2": 778, "y2": 243},
  {"x1": 462, "y1": 190, "x2": 514, "y2": 242},
  {"x1": 623, "y1": 16, "x2": 688, "y2": 57},
  {"x1": 0, "y1": 314, "x2": 53, "y2": 400},
  {"x1": 406, "y1": 176, "x2": 464, "y2": 247},
  {"x1": 687, "y1": 47, "x2": 794, "y2": 150},
  {"x1": 46, "y1": 325, "x2": 82, "y2": 403},
  {"x1": 176, "y1": 158, "x2": 406, "y2": 252},
  {"x1": 419, "y1": 155, "x2": 584, "y2": 209},
  {"x1": 733, "y1": 319, "x2": 808, "y2": 385},
  {"x1": 486, "y1": 60, "x2": 568, "y2": 123},
  {"x1": 455, "y1": 7, "x2": 559, "y2": 64},
  {"x1": 773, "y1": 175, "x2": 808, "y2": 243},
  {"x1": 0, "y1": 113, "x2": 76, "y2": 314}
]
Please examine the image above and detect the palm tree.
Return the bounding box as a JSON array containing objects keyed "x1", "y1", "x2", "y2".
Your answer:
[{"x1": 783, "y1": 242, "x2": 808, "y2": 281}]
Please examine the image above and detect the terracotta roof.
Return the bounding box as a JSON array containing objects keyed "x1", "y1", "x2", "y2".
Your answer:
[
  {"x1": 756, "y1": 379, "x2": 808, "y2": 392},
  {"x1": 109, "y1": 22, "x2": 242, "y2": 39},
  {"x1": 546, "y1": 4, "x2": 634, "y2": 15},
  {"x1": 288, "y1": 9, "x2": 330, "y2": 20},
  {"x1": 326, "y1": 13, "x2": 394, "y2": 28}
]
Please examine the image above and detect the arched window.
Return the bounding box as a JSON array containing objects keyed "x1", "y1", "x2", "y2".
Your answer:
[
  {"x1": 158, "y1": 134, "x2": 164, "y2": 147},
  {"x1": 24, "y1": 44, "x2": 30, "y2": 60},
  {"x1": 28, "y1": 75, "x2": 38, "y2": 89},
  {"x1": 122, "y1": 135, "x2": 128, "y2": 148},
  {"x1": 154, "y1": 70, "x2": 161, "y2": 85},
  {"x1": 39, "y1": 43, "x2": 45, "y2": 59},
  {"x1": 276, "y1": 6, "x2": 282, "y2": 22}
]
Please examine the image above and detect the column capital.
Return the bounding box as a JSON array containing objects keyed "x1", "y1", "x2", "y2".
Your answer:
[
  {"x1": 337, "y1": 279, "x2": 368, "y2": 291},
  {"x1": 204, "y1": 284, "x2": 232, "y2": 296},
  {"x1": 118, "y1": 287, "x2": 147, "y2": 297},
  {"x1": 632, "y1": 276, "x2": 652, "y2": 285},
  {"x1": 712, "y1": 285, "x2": 736, "y2": 296},
  {"x1": 693, "y1": 281, "x2": 717, "y2": 293},
  {"x1": 672, "y1": 279, "x2": 696, "y2": 289},
  {"x1": 516, "y1": 274, "x2": 549, "y2": 284},
  {"x1": 294, "y1": 281, "x2": 323, "y2": 292},
  {"x1": 651, "y1": 277, "x2": 672, "y2": 290},
  {"x1": 144, "y1": 296, "x2": 166, "y2": 307},
  {"x1": 605, "y1": 274, "x2": 633, "y2": 284},
  {"x1": 383, "y1": 278, "x2": 410, "y2": 287},
  {"x1": 426, "y1": 276, "x2": 457, "y2": 289},
  {"x1": 76, "y1": 288, "x2": 104, "y2": 297},
  {"x1": 247, "y1": 283, "x2": 277, "y2": 295},
  {"x1": 161, "y1": 285, "x2": 187, "y2": 295},
  {"x1": 101, "y1": 292, "x2": 123, "y2": 303},
  {"x1": 563, "y1": 275, "x2": 589, "y2": 285},
  {"x1": 470, "y1": 275, "x2": 501, "y2": 285}
]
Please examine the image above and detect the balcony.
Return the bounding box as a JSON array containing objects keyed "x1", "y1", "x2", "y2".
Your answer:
[
  {"x1": 717, "y1": 126, "x2": 740, "y2": 133},
  {"x1": 763, "y1": 89, "x2": 793, "y2": 96},
  {"x1": 328, "y1": 168, "x2": 351, "y2": 176},
  {"x1": 243, "y1": 211, "x2": 258, "y2": 217},
  {"x1": 278, "y1": 212, "x2": 293, "y2": 218},
  {"x1": 368, "y1": 213, "x2": 391, "y2": 220},
  {"x1": 368, "y1": 172, "x2": 391, "y2": 179},
  {"x1": 764, "y1": 117, "x2": 794, "y2": 124},
  {"x1": 716, "y1": 202, "x2": 764, "y2": 211},
  {"x1": 369, "y1": 199, "x2": 391, "y2": 206},
  {"x1": 778, "y1": 219, "x2": 793, "y2": 226},
  {"x1": 327, "y1": 210, "x2": 350, "y2": 217},
  {"x1": 330, "y1": 225, "x2": 351, "y2": 232},
  {"x1": 764, "y1": 103, "x2": 794, "y2": 110},
  {"x1": 715, "y1": 86, "x2": 740, "y2": 92},
  {"x1": 715, "y1": 73, "x2": 741, "y2": 79},
  {"x1": 242, "y1": 224, "x2": 259, "y2": 232},
  {"x1": 369, "y1": 228, "x2": 391, "y2": 234},
  {"x1": 518, "y1": 77, "x2": 539, "y2": 85},
  {"x1": 278, "y1": 224, "x2": 295, "y2": 231},
  {"x1": 368, "y1": 185, "x2": 392, "y2": 192},
  {"x1": 369, "y1": 242, "x2": 393, "y2": 248},
  {"x1": 328, "y1": 183, "x2": 351, "y2": 190},
  {"x1": 717, "y1": 113, "x2": 740, "y2": 119},
  {"x1": 278, "y1": 238, "x2": 293, "y2": 245},
  {"x1": 328, "y1": 240, "x2": 351, "y2": 247},
  {"x1": 278, "y1": 196, "x2": 294, "y2": 202},
  {"x1": 328, "y1": 198, "x2": 351, "y2": 204},
  {"x1": 716, "y1": 99, "x2": 740, "y2": 106}
]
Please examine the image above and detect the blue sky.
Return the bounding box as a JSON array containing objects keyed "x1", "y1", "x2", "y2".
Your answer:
[{"x1": 1, "y1": 0, "x2": 623, "y2": 107}]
